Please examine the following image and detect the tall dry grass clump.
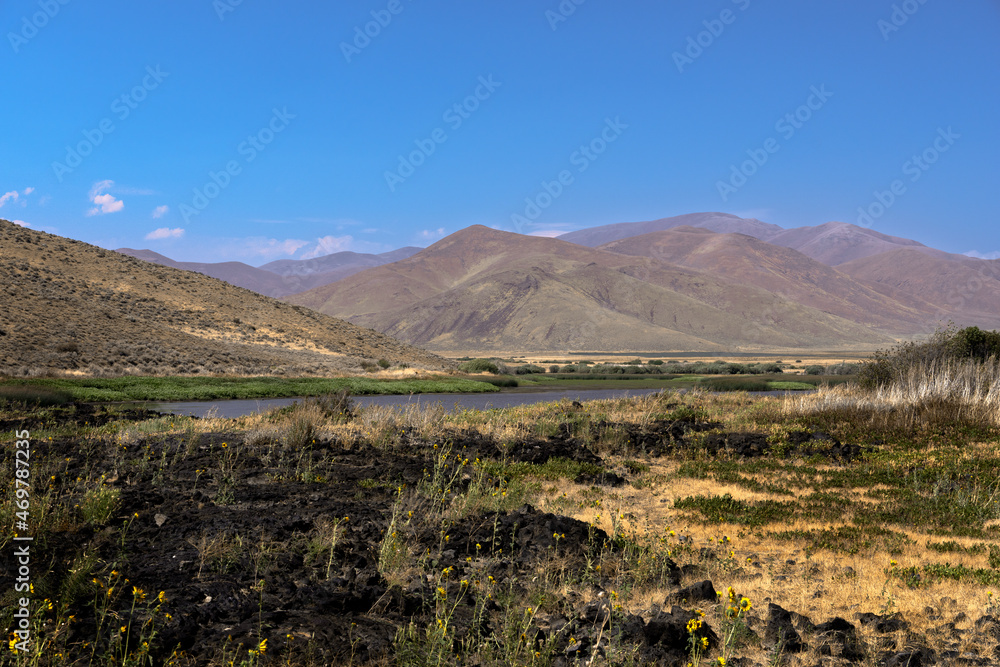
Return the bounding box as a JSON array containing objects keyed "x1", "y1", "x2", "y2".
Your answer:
[
  {"x1": 790, "y1": 357, "x2": 1000, "y2": 428},
  {"x1": 789, "y1": 325, "x2": 1000, "y2": 429}
]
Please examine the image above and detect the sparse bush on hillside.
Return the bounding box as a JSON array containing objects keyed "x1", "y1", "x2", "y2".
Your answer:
[{"x1": 377, "y1": 358, "x2": 391, "y2": 369}]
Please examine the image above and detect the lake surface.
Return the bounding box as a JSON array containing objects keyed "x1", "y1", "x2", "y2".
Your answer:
[{"x1": 146, "y1": 387, "x2": 670, "y2": 418}]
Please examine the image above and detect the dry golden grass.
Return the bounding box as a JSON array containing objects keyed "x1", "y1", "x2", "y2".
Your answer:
[{"x1": 790, "y1": 357, "x2": 1000, "y2": 428}]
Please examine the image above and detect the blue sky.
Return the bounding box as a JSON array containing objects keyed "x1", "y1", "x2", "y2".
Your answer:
[{"x1": 3, "y1": 0, "x2": 999, "y2": 263}]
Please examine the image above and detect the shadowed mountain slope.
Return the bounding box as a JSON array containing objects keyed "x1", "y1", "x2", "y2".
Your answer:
[
  {"x1": 765, "y1": 221, "x2": 928, "y2": 265},
  {"x1": 598, "y1": 227, "x2": 930, "y2": 333},
  {"x1": 2, "y1": 220, "x2": 445, "y2": 375},
  {"x1": 836, "y1": 247, "x2": 1000, "y2": 330}
]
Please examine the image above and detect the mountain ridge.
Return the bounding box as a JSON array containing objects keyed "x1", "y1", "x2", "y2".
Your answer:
[
  {"x1": 115, "y1": 246, "x2": 422, "y2": 298},
  {"x1": 286, "y1": 225, "x2": 900, "y2": 352}
]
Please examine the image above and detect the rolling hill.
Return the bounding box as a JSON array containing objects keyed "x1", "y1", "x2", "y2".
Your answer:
[
  {"x1": 0, "y1": 220, "x2": 446, "y2": 375},
  {"x1": 286, "y1": 225, "x2": 898, "y2": 353}
]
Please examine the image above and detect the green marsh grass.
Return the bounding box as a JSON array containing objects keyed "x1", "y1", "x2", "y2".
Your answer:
[{"x1": 0, "y1": 375, "x2": 499, "y2": 402}]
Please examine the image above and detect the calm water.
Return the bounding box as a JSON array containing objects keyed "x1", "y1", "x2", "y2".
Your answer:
[{"x1": 146, "y1": 387, "x2": 669, "y2": 418}]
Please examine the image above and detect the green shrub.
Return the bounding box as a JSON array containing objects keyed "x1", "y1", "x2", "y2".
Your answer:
[
  {"x1": 700, "y1": 378, "x2": 771, "y2": 392},
  {"x1": 548, "y1": 365, "x2": 560, "y2": 374},
  {"x1": 857, "y1": 324, "x2": 1000, "y2": 389},
  {"x1": 459, "y1": 358, "x2": 499, "y2": 374},
  {"x1": 513, "y1": 364, "x2": 544, "y2": 375},
  {"x1": 950, "y1": 326, "x2": 1000, "y2": 360},
  {"x1": 804, "y1": 365, "x2": 825, "y2": 375},
  {"x1": 483, "y1": 376, "x2": 518, "y2": 388},
  {"x1": 754, "y1": 362, "x2": 783, "y2": 374},
  {"x1": 377, "y1": 358, "x2": 391, "y2": 369},
  {"x1": 826, "y1": 362, "x2": 859, "y2": 375}
]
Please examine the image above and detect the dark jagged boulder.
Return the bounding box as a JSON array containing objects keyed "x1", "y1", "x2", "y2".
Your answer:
[
  {"x1": 814, "y1": 617, "x2": 864, "y2": 661},
  {"x1": 643, "y1": 605, "x2": 719, "y2": 661},
  {"x1": 668, "y1": 580, "x2": 718, "y2": 604},
  {"x1": 859, "y1": 612, "x2": 909, "y2": 633},
  {"x1": 883, "y1": 647, "x2": 936, "y2": 667},
  {"x1": 765, "y1": 603, "x2": 805, "y2": 653}
]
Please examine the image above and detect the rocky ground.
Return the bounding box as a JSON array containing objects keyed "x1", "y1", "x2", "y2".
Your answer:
[{"x1": 2, "y1": 394, "x2": 999, "y2": 666}]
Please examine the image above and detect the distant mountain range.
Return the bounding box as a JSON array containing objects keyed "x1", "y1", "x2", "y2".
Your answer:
[
  {"x1": 115, "y1": 247, "x2": 421, "y2": 298},
  {"x1": 116, "y1": 212, "x2": 1000, "y2": 353}
]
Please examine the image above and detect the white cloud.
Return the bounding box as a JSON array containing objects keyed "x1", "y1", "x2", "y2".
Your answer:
[
  {"x1": 11, "y1": 220, "x2": 29, "y2": 227},
  {"x1": 0, "y1": 187, "x2": 37, "y2": 209},
  {"x1": 0, "y1": 191, "x2": 18, "y2": 207},
  {"x1": 964, "y1": 250, "x2": 1000, "y2": 260},
  {"x1": 90, "y1": 179, "x2": 114, "y2": 196},
  {"x1": 300, "y1": 235, "x2": 354, "y2": 259},
  {"x1": 87, "y1": 180, "x2": 124, "y2": 216},
  {"x1": 419, "y1": 227, "x2": 446, "y2": 240},
  {"x1": 89, "y1": 195, "x2": 124, "y2": 216},
  {"x1": 152, "y1": 205, "x2": 169, "y2": 219},
  {"x1": 145, "y1": 227, "x2": 184, "y2": 240},
  {"x1": 527, "y1": 230, "x2": 565, "y2": 238}
]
